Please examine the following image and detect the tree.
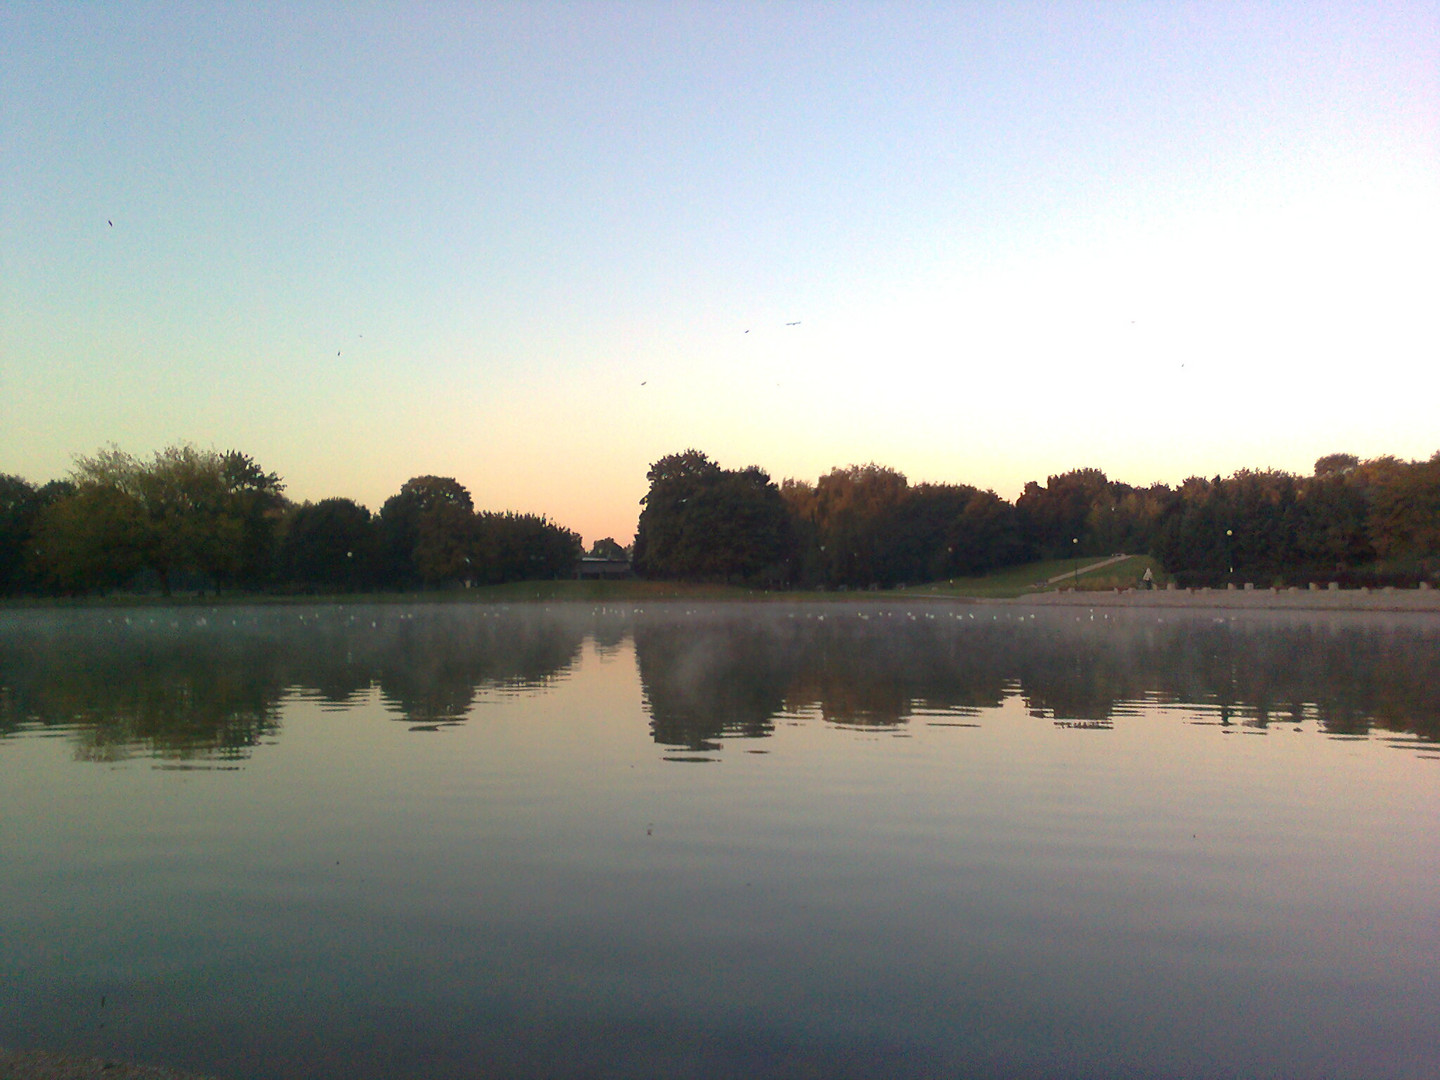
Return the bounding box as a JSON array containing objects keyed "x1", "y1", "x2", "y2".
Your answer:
[
  {"x1": 32, "y1": 480, "x2": 142, "y2": 594},
  {"x1": 1367, "y1": 452, "x2": 1440, "y2": 564},
  {"x1": 1016, "y1": 468, "x2": 1112, "y2": 558},
  {"x1": 588, "y1": 537, "x2": 627, "y2": 560},
  {"x1": 279, "y1": 499, "x2": 376, "y2": 589},
  {"x1": 377, "y1": 476, "x2": 474, "y2": 587},
  {"x1": 946, "y1": 487, "x2": 1026, "y2": 577},
  {"x1": 1314, "y1": 453, "x2": 1360, "y2": 478},
  {"x1": 414, "y1": 501, "x2": 476, "y2": 585},
  {"x1": 471, "y1": 513, "x2": 582, "y2": 584},
  {"x1": 808, "y1": 464, "x2": 909, "y2": 586},
  {"x1": 218, "y1": 451, "x2": 287, "y2": 588},
  {"x1": 633, "y1": 451, "x2": 793, "y2": 583},
  {"x1": 33, "y1": 445, "x2": 284, "y2": 595},
  {"x1": 0, "y1": 475, "x2": 74, "y2": 595}
]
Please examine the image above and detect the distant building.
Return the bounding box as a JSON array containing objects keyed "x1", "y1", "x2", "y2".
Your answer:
[{"x1": 575, "y1": 556, "x2": 633, "y2": 580}]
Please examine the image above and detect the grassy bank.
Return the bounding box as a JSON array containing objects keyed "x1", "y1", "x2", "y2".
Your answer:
[
  {"x1": 910, "y1": 555, "x2": 1163, "y2": 598},
  {"x1": 0, "y1": 558, "x2": 1169, "y2": 610},
  {"x1": 0, "y1": 579, "x2": 765, "y2": 609},
  {"x1": 0, "y1": 556, "x2": 1168, "y2": 609}
]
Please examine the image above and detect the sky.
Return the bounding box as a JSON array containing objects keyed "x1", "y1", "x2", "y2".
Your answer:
[{"x1": 2, "y1": 2, "x2": 1437, "y2": 547}]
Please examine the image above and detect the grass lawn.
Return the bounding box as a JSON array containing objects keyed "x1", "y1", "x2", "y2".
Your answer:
[
  {"x1": 1, "y1": 557, "x2": 1169, "y2": 608},
  {"x1": 0, "y1": 579, "x2": 764, "y2": 609},
  {"x1": 907, "y1": 554, "x2": 1164, "y2": 599}
]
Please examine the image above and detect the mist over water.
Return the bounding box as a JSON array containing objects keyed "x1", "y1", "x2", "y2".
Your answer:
[
  {"x1": 4, "y1": 602, "x2": 1437, "y2": 760},
  {"x1": 1, "y1": 602, "x2": 1437, "y2": 1079}
]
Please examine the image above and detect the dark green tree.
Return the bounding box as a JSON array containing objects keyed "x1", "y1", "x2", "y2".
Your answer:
[
  {"x1": 472, "y1": 512, "x2": 582, "y2": 584},
  {"x1": 0, "y1": 476, "x2": 74, "y2": 595},
  {"x1": 633, "y1": 451, "x2": 793, "y2": 583},
  {"x1": 218, "y1": 451, "x2": 287, "y2": 588},
  {"x1": 1015, "y1": 468, "x2": 1112, "y2": 558},
  {"x1": 588, "y1": 537, "x2": 627, "y2": 559},
  {"x1": 279, "y1": 499, "x2": 376, "y2": 590},
  {"x1": 377, "y1": 475, "x2": 474, "y2": 587},
  {"x1": 32, "y1": 445, "x2": 282, "y2": 595},
  {"x1": 1367, "y1": 452, "x2": 1440, "y2": 566}
]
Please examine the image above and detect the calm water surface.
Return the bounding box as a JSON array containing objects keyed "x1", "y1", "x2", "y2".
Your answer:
[{"x1": 1, "y1": 602, "x2": 1437, "y2": 1080}]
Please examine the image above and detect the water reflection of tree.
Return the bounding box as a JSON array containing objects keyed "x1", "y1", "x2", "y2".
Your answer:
[
  {"x1": 0, "y1": 606, "x2": 587, "y2": 761},
  {"x1": 784, "y1": 614, "x2": 1009, "y2": 726},
  {"x1": 634, "y1": 615, "x2": 796, "y2": 750},
  {"x1": 374, "y1": 613, "x2": 585, "y2": 728},
  {"x1": 0, "y1": 616, "x2": 284, "y2": 763},
  {"x1": 633, "y1": 608, "x2": 1011, "y2": 747},
  {"x1": 630, "y1": 606, "x2": 1440, "y2": 747}
]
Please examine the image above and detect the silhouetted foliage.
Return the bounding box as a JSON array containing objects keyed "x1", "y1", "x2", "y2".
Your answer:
[
  {"x1": 30, "y1": 445, "x2": 284, "y2": 596},
  {"x1": 8, "y1": 441, "x2": 1438, "y2": 597},
  {"x1": 1016, "y1": 468, "x2": 1113, "y2": 558},
  {"x1": 279, "y1": 499, "x2": 377, "y2": 590},
  {"x1": 633, "y1": 451, "x2": 793, "y2": 583},
  {"x1": 471, "y1": 512, "x2": 582, "y2": 584},
  {"x1": 378, "y1": 475, "x2": 474, "y2": 588},
  {"x1": 780, "y1": 467, "x2": 1021, "y2": 588},
  {"x1": 1149, "y1": 453, "x2": 1439, "y2": 585},
  {"x1": 0, "y1": 475, "x2": 73, "y2": 596},
  {"x1": 588, "y1": 536, "x2": 628, "y2": 559}
]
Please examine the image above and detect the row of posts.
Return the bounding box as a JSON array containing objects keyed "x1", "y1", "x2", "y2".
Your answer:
[{"x1": 1158, "y1": 581, "x2": 1433, "y2": 593}]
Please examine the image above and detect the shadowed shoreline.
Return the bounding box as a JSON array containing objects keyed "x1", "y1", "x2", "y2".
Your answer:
[
  {"x1": 985, "y1": 585, "x2": 1440, "y2": 613},
  {"x1": 0, "y1": 1049, "x2": 222, "y2": 1080}
]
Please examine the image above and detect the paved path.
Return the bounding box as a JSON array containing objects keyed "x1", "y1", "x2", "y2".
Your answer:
[{"x1": 1043, "y1": 553, "x2": 1132, "y2": 584}]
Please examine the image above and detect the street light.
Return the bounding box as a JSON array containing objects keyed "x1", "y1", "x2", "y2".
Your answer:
[
  {"x1": 1073, "y1": 537, "x2": 1080, "y2": 587},
  {"x1": 1226, "y1": 529, "x2": 1233, "y2": 577}
]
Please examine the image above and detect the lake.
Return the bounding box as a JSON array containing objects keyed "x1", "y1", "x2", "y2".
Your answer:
[{"x1": 2, "y1": 601, "x2": 1437, "y2": 1080}]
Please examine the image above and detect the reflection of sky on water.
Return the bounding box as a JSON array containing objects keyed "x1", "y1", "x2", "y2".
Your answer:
[
  {"x1": 3, "y1": 602, "x2": 1437, "y2": 762},
  {"x1": 1, "y1": 603, "x2": 1438, "y2": 1080}
]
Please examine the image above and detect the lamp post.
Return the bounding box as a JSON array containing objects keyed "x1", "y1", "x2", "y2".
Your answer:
[
  {"x1": 1073, "y1": 537, "x2": 1080, "y2": 588},
  {"x1": 1226, "y1": 529, "x2": 1233, "y2": 578}
]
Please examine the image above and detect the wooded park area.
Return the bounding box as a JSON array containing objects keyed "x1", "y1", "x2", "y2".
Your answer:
[{"x1": 2, "y1": 445, "x2": 1438, "y2": 598}]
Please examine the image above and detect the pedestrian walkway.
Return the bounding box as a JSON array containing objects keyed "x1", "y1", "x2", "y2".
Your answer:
[{"x1": 1044, "y1": 553, "x2": 1132, "y2": 585}]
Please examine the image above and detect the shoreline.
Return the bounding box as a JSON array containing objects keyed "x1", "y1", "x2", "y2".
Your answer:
[
  {"x1": 3, "y1": 582, "x2": 1439, "y2": 616},
  {"x1": 0, "y1": 1049, "x2": 220, "y2": 1080},
  {"x1": 974, "y1": 585, "x2": 1440, "y2": 613}
]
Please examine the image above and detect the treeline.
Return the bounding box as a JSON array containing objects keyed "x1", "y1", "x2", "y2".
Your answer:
[
  {"x1": 0, "y1": 445, "x2": 583, "y2": 597},
  {"x1": 633, "y1": 449, "x2": 1440, "y2": 588},
  {"x1": 7, "y1": 443, "x2": 1438, "y2": 598}
]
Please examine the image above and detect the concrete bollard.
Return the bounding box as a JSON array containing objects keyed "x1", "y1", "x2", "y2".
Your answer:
[
  {"x1": 1329, "y1": 582, "x2": 1340, "y2": 591},
  {"x1": 1309, "y1": 582, "x2": 1319, "y2": 591},
  {"x1": 1244, "y1": 582, "x2": 1254, "y2": 591}
]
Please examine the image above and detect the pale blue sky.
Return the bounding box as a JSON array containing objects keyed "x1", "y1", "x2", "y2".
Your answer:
[{"x1": 3, "y1": 2, "x2": 1437, "y2": 544}]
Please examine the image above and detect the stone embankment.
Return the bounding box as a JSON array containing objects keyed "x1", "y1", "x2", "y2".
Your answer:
[
  {"x1": 1019, "y1": 582, "x2": 1440, "y2": 613},
  {"x1": 0, "y1": 1049, "x2": 221, "y2": 1080}
]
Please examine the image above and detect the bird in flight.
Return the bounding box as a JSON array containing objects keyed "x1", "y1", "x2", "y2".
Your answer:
[
  {"x1": 785, "y1": 321, "x2": 801, "y2": 326},
  {"x1": 107, "y1": 220, "x2": 112, "y2": 227}
]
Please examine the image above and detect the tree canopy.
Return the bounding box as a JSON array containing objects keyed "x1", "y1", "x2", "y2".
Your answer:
[
  {"x1": 633, "y1": 451, "x2": 793, "y2": 583},
  {"x1": 32, "y1": 445, "x2": 284, "y2": 595},
  {"x1": 6, "y1": 441, "x2": 1438, "y2": 598}
]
